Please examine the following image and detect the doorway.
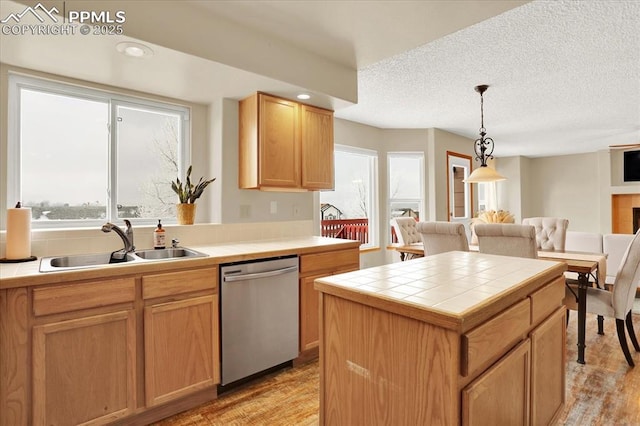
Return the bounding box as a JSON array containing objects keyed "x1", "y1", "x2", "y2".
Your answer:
[{"x1": 446, "y1": 151, "x2": 473, "y2": 236}]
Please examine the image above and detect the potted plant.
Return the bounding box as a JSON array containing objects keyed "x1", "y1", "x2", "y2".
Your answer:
[{"x1": 171, "y1": 165, "x2": 216, "y2": 225}]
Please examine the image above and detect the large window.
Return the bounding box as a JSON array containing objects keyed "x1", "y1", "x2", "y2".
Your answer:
[
  {"x1": 320, "y1": 145, "x2": 378, "y2": 248},
  {"x1": 8, "y1": 74, "x2": 189, "y2": 228}
]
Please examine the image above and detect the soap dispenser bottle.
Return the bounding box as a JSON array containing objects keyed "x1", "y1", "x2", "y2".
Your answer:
[{"x1": 153, "y1": 219, "x2": 166, "y2": 249}]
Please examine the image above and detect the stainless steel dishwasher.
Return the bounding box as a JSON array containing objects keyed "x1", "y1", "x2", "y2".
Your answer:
[{"x1": 220, "y1": 255, "x2": 299, "y2": 386}]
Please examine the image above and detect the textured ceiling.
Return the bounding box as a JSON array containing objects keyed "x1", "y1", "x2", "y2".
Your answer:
[
  {"x1": 191, "y1": 0, "x2": 639, "y2": 158},
  {"x1": 334, "y1": 0, "x2": 640, "y2": 157}
]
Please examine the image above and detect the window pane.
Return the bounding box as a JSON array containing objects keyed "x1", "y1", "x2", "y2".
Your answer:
[
  {"x1": 320, "y1": 148, "x2": 376, "y2": 247},
  {"x1": 21, "y1": 89, "x2": 108, "y2": 221},
  {"x1": 115, "y1": 105, "x2": 181, "y2": 219},
  {"x1": 390, "y1": 201, "x2": 420, "y2": 219},
  {"x1": 389, "y1": 156, "x2": 422, "y2": 200}
]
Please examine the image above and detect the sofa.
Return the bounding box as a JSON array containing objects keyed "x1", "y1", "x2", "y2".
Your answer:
[{"x1": 565, "y1": 231, "x2": 636, "y2": 286}]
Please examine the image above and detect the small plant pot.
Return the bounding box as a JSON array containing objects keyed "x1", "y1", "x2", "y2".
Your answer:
[{"x1": 176, "y1": 203, "x2": 196, "y2": 225}]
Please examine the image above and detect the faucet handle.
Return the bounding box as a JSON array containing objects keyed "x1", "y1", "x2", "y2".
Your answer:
[{"x1": 171, "y1": 238, "x2": 179, "y2": 248}]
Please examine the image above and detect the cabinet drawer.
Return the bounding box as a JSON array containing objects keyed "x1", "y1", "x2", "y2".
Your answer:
[
  {"x1": 300, "y1": 249, "x2": 359, "y2": 275},
  {"x1": 143, "y1": 267, "x2": 217, "y2": 300},
  {"x1": 462, "y1": 298, "x2": 530, "y2": 376},
  {"x1": 530, "y1": 277, "x2": 565, "y2": 326},
  {"x1": 33, "y1": 278, "x2": 135, "y2": 317}
]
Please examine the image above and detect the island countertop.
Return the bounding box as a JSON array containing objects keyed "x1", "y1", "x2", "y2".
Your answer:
[
  {"x1": 315, "y1": 250, "x2": 568, "y2": 425},
  {"x1": 315, "y1": 250, "x2": 567, "y2": 333}
]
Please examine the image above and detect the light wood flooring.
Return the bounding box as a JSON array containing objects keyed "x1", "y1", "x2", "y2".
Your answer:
[{"x1": 155, "y1": 311, "x2": 640, "y2": 426}]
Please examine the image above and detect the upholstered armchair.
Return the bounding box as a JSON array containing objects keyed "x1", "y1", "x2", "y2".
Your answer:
[
  {"x1": 390, "y1": 217, "x2": 420, "y2": 245},
  {"x1": 564, "y1": 230, "x2": 640, "y2": 367},
  {"x1": 390, "y1": 217, "x2": 421, "y2": 259},
  {"x1": 416, "y1": 222, "x2": 469, "y2": 256},
  {"x1": 522, "y1": 217, "x2": 569, "y2": 251},
  {"x1": 475, "y1": 223, "x2": 538, "y2": 259}
]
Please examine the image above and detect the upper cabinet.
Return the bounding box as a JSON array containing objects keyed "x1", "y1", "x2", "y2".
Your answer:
[{"x1": 239, "y1": 93, "x2": 334, "y2": 191}]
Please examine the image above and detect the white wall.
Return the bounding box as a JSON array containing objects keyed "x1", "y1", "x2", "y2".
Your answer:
[
  {"x1": 498, "y1": 151, "x2": 640, "y2": 234},
  {"x1": 525, "y1": 153, "x2": 599, "y2": 232}
]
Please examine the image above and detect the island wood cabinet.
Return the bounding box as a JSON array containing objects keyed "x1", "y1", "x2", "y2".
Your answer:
[
  {"x1": 316, "y1": 252, "x2": 566, "y2": 426},
  {"x1": 298, "y1": 248, "x2": 359, "y2": 355},
  {"x1": 239, "y1": 92, "x2": 334, "y2": 191}
]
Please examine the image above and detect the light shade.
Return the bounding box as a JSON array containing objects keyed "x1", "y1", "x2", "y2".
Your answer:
[{"x1": 464, "y1": 165, "x2": 506, "y2": 183}]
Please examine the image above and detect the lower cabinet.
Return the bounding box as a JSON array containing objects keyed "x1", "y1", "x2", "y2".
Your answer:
[
  {"x1": 144, "y1": 294, "x2": 219, "y2": 407},
  {"x1": 462, "y1": 306, "x2": 566, "y2": 426},
  {"x1": 32, "y1": 310, "x2": 137, "y2": 425},
  {"x1": 299, "y1": 249, "x2": 360, "y2": 353},
  {"x1": 530, "y1": 308, "x2": 566, "y2": 426},
  {"x1": 300, "y1": 274, "x2": 323, "y2": 352},
  {"x1": 462, "y1": 340, "x2": 531, "y2": 426}
]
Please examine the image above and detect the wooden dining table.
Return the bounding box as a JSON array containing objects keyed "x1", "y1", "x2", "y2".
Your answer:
[{"x1": 388, "y1": 243, "x2": 607, "y2": 364}]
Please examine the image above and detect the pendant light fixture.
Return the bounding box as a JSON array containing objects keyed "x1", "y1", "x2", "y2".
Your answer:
[{"x1": 464, "y1": 84, "x2": 506, "y2": 183}]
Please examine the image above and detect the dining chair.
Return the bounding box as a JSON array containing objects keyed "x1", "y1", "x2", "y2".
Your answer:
[
  {"x1": 564, "y1": 229, "x2": 640, "y2": 367},
  {"x1": 475, "y1": 223, "x2": 538, "y2": 258},
  {"x1": 390, "y1": 217, "x2": 421, "y2": 259},
  {"x1": 522, "y1": 217, "x2": 569, "y2": 251},
  {"x1": 416, "y1": 222, "x2": 469, "y2": 256}
]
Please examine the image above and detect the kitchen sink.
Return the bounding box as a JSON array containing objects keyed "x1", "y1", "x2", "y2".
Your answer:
[
  {"x1": 134, "y1": 247, "x2": 207, "y2": 260},
  {"x1": 39, "y1": 247, "x2": 207, "y2": 272},
  {"x1": 40, "y1": 252, "x2": 138, "y2": 272}
]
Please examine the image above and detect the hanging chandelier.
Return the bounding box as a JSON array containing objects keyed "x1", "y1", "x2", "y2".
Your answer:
[{"x1": 464, "y1": 84, "x2": 506, "y2": 183}]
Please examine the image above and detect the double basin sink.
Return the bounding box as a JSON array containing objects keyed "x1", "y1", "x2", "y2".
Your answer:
[{"x1": 39, "y1": 247, "x2": 208, "y2": 273}]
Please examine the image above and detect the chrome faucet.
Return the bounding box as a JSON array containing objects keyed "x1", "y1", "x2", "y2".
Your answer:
[{"x1": 101, "y1": 220, "x2": 135, "y2": 253}]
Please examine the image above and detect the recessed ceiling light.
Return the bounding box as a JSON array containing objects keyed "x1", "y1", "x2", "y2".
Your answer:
[
  {"x1": 116, "y1": 42, "x2": 153, "y2": 58},
  {"x1": 297, "y1": 93, "x2": 311, "y2": 100}
]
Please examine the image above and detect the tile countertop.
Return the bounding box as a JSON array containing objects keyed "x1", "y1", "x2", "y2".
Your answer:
[
  {"x1": 0, "y1": 236, "x2": 360, "y2": 290},
  {"x1": 315, "y1": 250, "x2": 567, "y2": 333}
]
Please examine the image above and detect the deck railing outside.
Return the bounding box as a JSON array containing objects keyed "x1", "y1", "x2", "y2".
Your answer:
[{"x1": 321, "y1": 219, "x2": 368, "y2": 244}]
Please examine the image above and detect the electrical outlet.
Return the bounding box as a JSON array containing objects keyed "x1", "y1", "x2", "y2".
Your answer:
[
  {"x1": 239, "y1": 205, "x2": 250, "y2": 218},
  {"x1": 293, "y1": 205, "x2": 300, "y2": 217},
  {"x1": 270, "y1": 201, "x2": 277, "y2": 214}
]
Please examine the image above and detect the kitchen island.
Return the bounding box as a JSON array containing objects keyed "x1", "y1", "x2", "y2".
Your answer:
[{"x1": 315, "y1": 251, "x2": 567, "y2": 426}]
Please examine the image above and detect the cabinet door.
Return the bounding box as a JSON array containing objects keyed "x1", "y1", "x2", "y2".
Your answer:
[
  {"x1": 530, "y1": 308, "x2": 565, "y2": 426},
  {"x1": 301, "y1": 104, "x2": 334, "y2": 190},
  {"x1": 300, "y1": 274, "x2": 322, "y2": 351},
  {"x1": 144, "y1": 295, "x2": 219, "y2": 407},
  {"x1": 32, "y1": 310, "x2": 136, "y2": 426},
  {"x1": 259, "y1": 94, "x2": 300, "y2": 188},
  {"x1": 462, "y1": 340, "x2": 531, "y2": 426}
]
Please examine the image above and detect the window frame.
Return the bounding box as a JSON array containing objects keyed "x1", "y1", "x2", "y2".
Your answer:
[
  {"x1": 321, "y1": 144, "x2": 379, "y2": 249},
  {"x1": 7, "y1": 73, "x2": 191, "y2": 229},
  {"x1": 387, "y1": 152, "x2": 425, "y2": 241}
]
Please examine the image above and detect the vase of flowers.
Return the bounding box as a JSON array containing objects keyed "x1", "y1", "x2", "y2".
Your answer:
[
  {"x1": 470, "y1": 209, "x2": 515, "y2": 244},
  {"x1": 171, "y1": 165, "x2": 216, "y2": 225}
]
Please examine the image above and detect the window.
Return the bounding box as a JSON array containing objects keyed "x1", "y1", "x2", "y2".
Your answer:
[
  {"x1": 388, "y1": 152, "x2": 424, "y2": 241},
  {"x1": 8, "y1": 74, "x2": 189, "y2": 228},
  {"x1": 477, "y1": 182, "x2": 498, "y2": 212},
  {"x1": 320, "y1": 145, "x2": 378, "y2": 248}
]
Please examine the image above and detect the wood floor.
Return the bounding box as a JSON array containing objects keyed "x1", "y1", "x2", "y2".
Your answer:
[{"x1": 155, "y1": 311, "x2": 640, "y2": 426}]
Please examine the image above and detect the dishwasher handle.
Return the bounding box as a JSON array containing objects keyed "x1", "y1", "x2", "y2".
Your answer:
[{"x1": 223, "y1": 265, "x2": 298, "y2": 282}]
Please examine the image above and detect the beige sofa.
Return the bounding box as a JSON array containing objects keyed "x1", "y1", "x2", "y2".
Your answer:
[{"x1": 565, "y1": 231, "x2": 635, "y2": 286}]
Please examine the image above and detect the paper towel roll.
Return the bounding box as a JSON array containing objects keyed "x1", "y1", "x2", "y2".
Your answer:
[{"x1": 6, "y1": 207, "x2": 31, "y2": 259}]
